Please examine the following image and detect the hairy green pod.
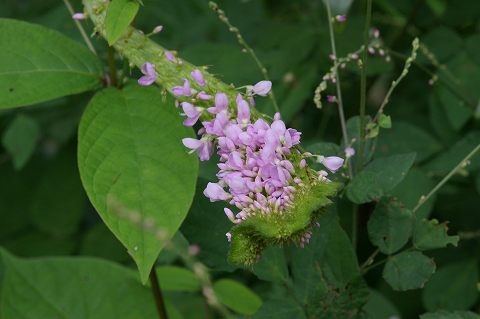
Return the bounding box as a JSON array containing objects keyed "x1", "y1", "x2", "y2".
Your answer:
[{"x1": 229, "y1": 180, "x2": 340, "y2": 265}]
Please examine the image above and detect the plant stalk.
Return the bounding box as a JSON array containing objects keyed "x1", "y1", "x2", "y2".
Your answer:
[
  {"x1": 62, "y1": 0, "x2": 97, "y2": 55},
  {"x1": 324, "y1": 0, "x2": 353, "y2": 179},
  {"x1": 357, "y1": 0, "x2": 373, "y2": 170},
  {"x1": 412, "y1": 143, "x2": 480, "y2": 214},
  {"x1": 149, "y1": 268, "x2": 169, "y2": 319}
]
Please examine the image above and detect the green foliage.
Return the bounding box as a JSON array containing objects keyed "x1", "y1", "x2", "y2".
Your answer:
[
  {"x1": 368, "y1": 197, "x2": 413, "y2": 254},
  {"x1": 1, "y1": 114, "x2": 40, "y2": 169},
  {"x1": 0, "y1": 248, "x2": 176, "y2": 318},
  {"x1": 77, "y1": 84, "x2": 198, "y2": 283},
  {"x1": 421, "y1": 311, "x2": 480, "y2": 319},
  {"x1": 213, "y1": 279, "x2": 262, "y2": 315},
  {"x1": 0, "y1": 19, "x2": 102, "y2": 109},
  {"x1": 155, "y1": 266, "x2": 200, "y2": 292},
  {"x1": 252, "y1": 247, "x2": 289, "y2": 284},
  {"x1": 422, "y1": 260, "x2": 479, "y2": 311},
  {"x1": 347, "y1": 153, "x2": 416, "y2": 204},
  {"x1": 106, "y1": 0, "x2": 140, "y2": 45},
  {"x1": 383, "y1": 251, "x2": 436, "y2": 291},
  {"x1": 413, "y1": 219, "x2": 459, "y2": 251}
]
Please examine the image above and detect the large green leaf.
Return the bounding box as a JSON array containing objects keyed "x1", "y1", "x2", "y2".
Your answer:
[
  {"x1": 252, "y1": 247, "x2": 289, "y2": 284},
  {"x1": 383, "y1": 251, "x2": 436, "y2": 291},
  {"x1": 213, "y1": 279, "x2": 263, "y2": 315},
  {"x1": 1, "y1": 114, "x2": 40, "y2": 169},
  {"x1": 0, "y1": 19, "x2": 102, "y2": 109},
  {"x1": 368, "y1": 197, "x2": 413, "y2": 254},
  {"x1": 78, "y1": 84, "x2": 198, "y2": 283},
  {"x1": 347, "y1": 153, "x2": 416, "y2": 204},
  {"x1": 422, "y1": 260, "x2": 479, "y2": 311},
  {"x1": 105, "y1": 0, "x2": 140, "y2": 45},
  {"x1": 0, "y1": 248, "x2": 180, "y2": 318}
]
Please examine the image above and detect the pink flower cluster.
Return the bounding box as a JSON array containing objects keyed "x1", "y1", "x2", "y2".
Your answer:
[{"x1": 138, "y1": 62, "x2": 344, "y2": 241}]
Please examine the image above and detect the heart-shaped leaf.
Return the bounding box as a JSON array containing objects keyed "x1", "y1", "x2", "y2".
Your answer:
[{"x1": 78, "y1": 84, "x2": 198, "y2": 283}]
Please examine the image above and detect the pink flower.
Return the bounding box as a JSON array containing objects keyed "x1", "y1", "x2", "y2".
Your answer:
[
  {"x1": 182, "y1": 138, "x2": 213, "y2": 161},
  {"x1": 191, "y1": 69, "x2": 206, "y2": 86},
  {"x1": 173, "y1": 79, "x2": 192, "y2": 96},
  {"x1": 153, "y1": 25, "x2": 163, "y2": 33},
  {"x1": 164, "y1": 51, "x2": 177, "y2": 63},
  {"x1": 207, "y1": 93, "x2": 228, "y2": 114},
  {"x1": 321, "y1": 156, "x2": 344, "y2": 173},
  {"x1": 181, "y1": 102, "x2": 201, "y2": 127},
  {"x1": 252, "y1": 80, "x2": 272, "y2": 96},
  {"x1": 345, "y1": 147, "x2": 355, "y2": 158},
  {"x1": 138, "y1": 63, "x2": 157, "y2": 86},
  {"x1": 236, "y1": 96, "x2": 250, "y2": 125},
  {"x1": 72, "y1": 13, "x2": 86, "y2": 20},
  {"x1": 336, "y1": 15, "x2": 346, "y2": 22},
  {"x1": 327, "y1": 95, "x2": 337, "y2": 103},
  {"x1": 197, "y1": 91, "x2": 212, "y2": 100},
  {"x1": 204, "y1": 182, "x2": 230, "y2": 201}
]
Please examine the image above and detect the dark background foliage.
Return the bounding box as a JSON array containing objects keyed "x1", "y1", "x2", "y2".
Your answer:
[{"x1": 1, "y1": 0, "x2": 480, "y2": 318}]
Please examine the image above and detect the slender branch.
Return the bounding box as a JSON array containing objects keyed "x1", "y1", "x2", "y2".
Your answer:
[
  {"x1": 361, "y1": 256, "x2": 387, "y2": 274},
  {"x1": 209, "y1": 2, "x2": 280, "y2": 113},
  {"x1": 458, "y1": 229, "x2": 480, "y2": 240},
  {"x1": 372, "y1": 38, "x2": 419, "y2": 123},
  {"x1": 357, "y1": 0, "x2": 373, "y2": 170},
  {"x1": 62, "y1": 0, "x2": 97, "y2": 55},
  {"x1": 360, "y1": 248, "x2": 380, "y2": 270},
  {"x1": 107, "y1": 46, "x2": 118, "y2": 87},
  {"x1": 149, "y1": 269, "x2": 169, "y2": 319},
  {"x1": 412, "y1": 143, "x2": 480, "y2": 214},
  {"x1": 324, "y1": 0, "x2": 353, "y2": 179}
]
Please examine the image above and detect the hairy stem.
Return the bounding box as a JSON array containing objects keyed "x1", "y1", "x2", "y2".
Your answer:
[
  {"x1": 324, "y1": 0, "x2": 353, "y2": 179},
  {"x1": 358, "y1": 0, "x2": 373, "y2": 170},
  {"x1": 412, "y1": 143, "x2": 480, "y2": 214},
  {"x1": 149, "y1": 269, "x2": 169, "y2": 319},
  {"x1": 63, "y1": 0, "x2": 97, "y2": 55}
]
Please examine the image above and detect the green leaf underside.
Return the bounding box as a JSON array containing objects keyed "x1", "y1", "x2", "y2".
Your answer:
[
  {"x1": 383, "y1": 251, "x2": 436, "y2": 291},
  {"x1": 368, "y1": 197, "x2": 413, "y2": 254},
  {"x1": 105, "y1": 0, "x2": 140, "y2": 45},
  {"x1": 228, "y1": 181, "x2": 340, "y2": 266},
  {"x1": 0, "y1": 19, "x2": 102, "y2": 109},
  {"x1": 77, "y1": 84, "x2": 198, "y2": 283},
  {"x1": 213, "y1": 279, "x2": 262, "y2": 315},
  {"x1": 413, "y1": 218, "x2": 459, "y2": 250},
  {"x1": 0, "y1": 248, "x2": 164, "y2": 318},
  {"x1": 347, "y1": 153, "x2": 416, "y2": 204}
]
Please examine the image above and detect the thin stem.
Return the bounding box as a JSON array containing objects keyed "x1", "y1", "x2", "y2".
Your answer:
[
  {"x1": 149, "y1": 269, "x2": 169, "y2": 319},
  {"x1": 412, "y1": 143, "x2": 480, "y2": 214},
  {"x1": 372, "y1": 38, "x2": 419, "y2": 123},
  {"x1": 361, "y1": 257, "x2": 387, "y2": 274},
  {"x1": 358, "y1": 0, "x2": 373, "y2": 170},
  {"x1": 360, "y1": 248, "x2": 380, "y2": 270},
  {"x1": 209, "y1": 2, "x2": 280, "y2": 113},
  {"x1": 459, "y1": 229, "x2": 480, "y2": 240},
  {"x1": 388, "y1": 50, "x2": 477, "y2": 109},
  {"x1": 324, "y1": 0, "x2": 353, "y2": 179},
  {"x1": 107, "y1": 46, "x2": 118, "y2": 87},
  {"x1": 62, "y1": 0, "x2": 97, "y2": 55}
]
